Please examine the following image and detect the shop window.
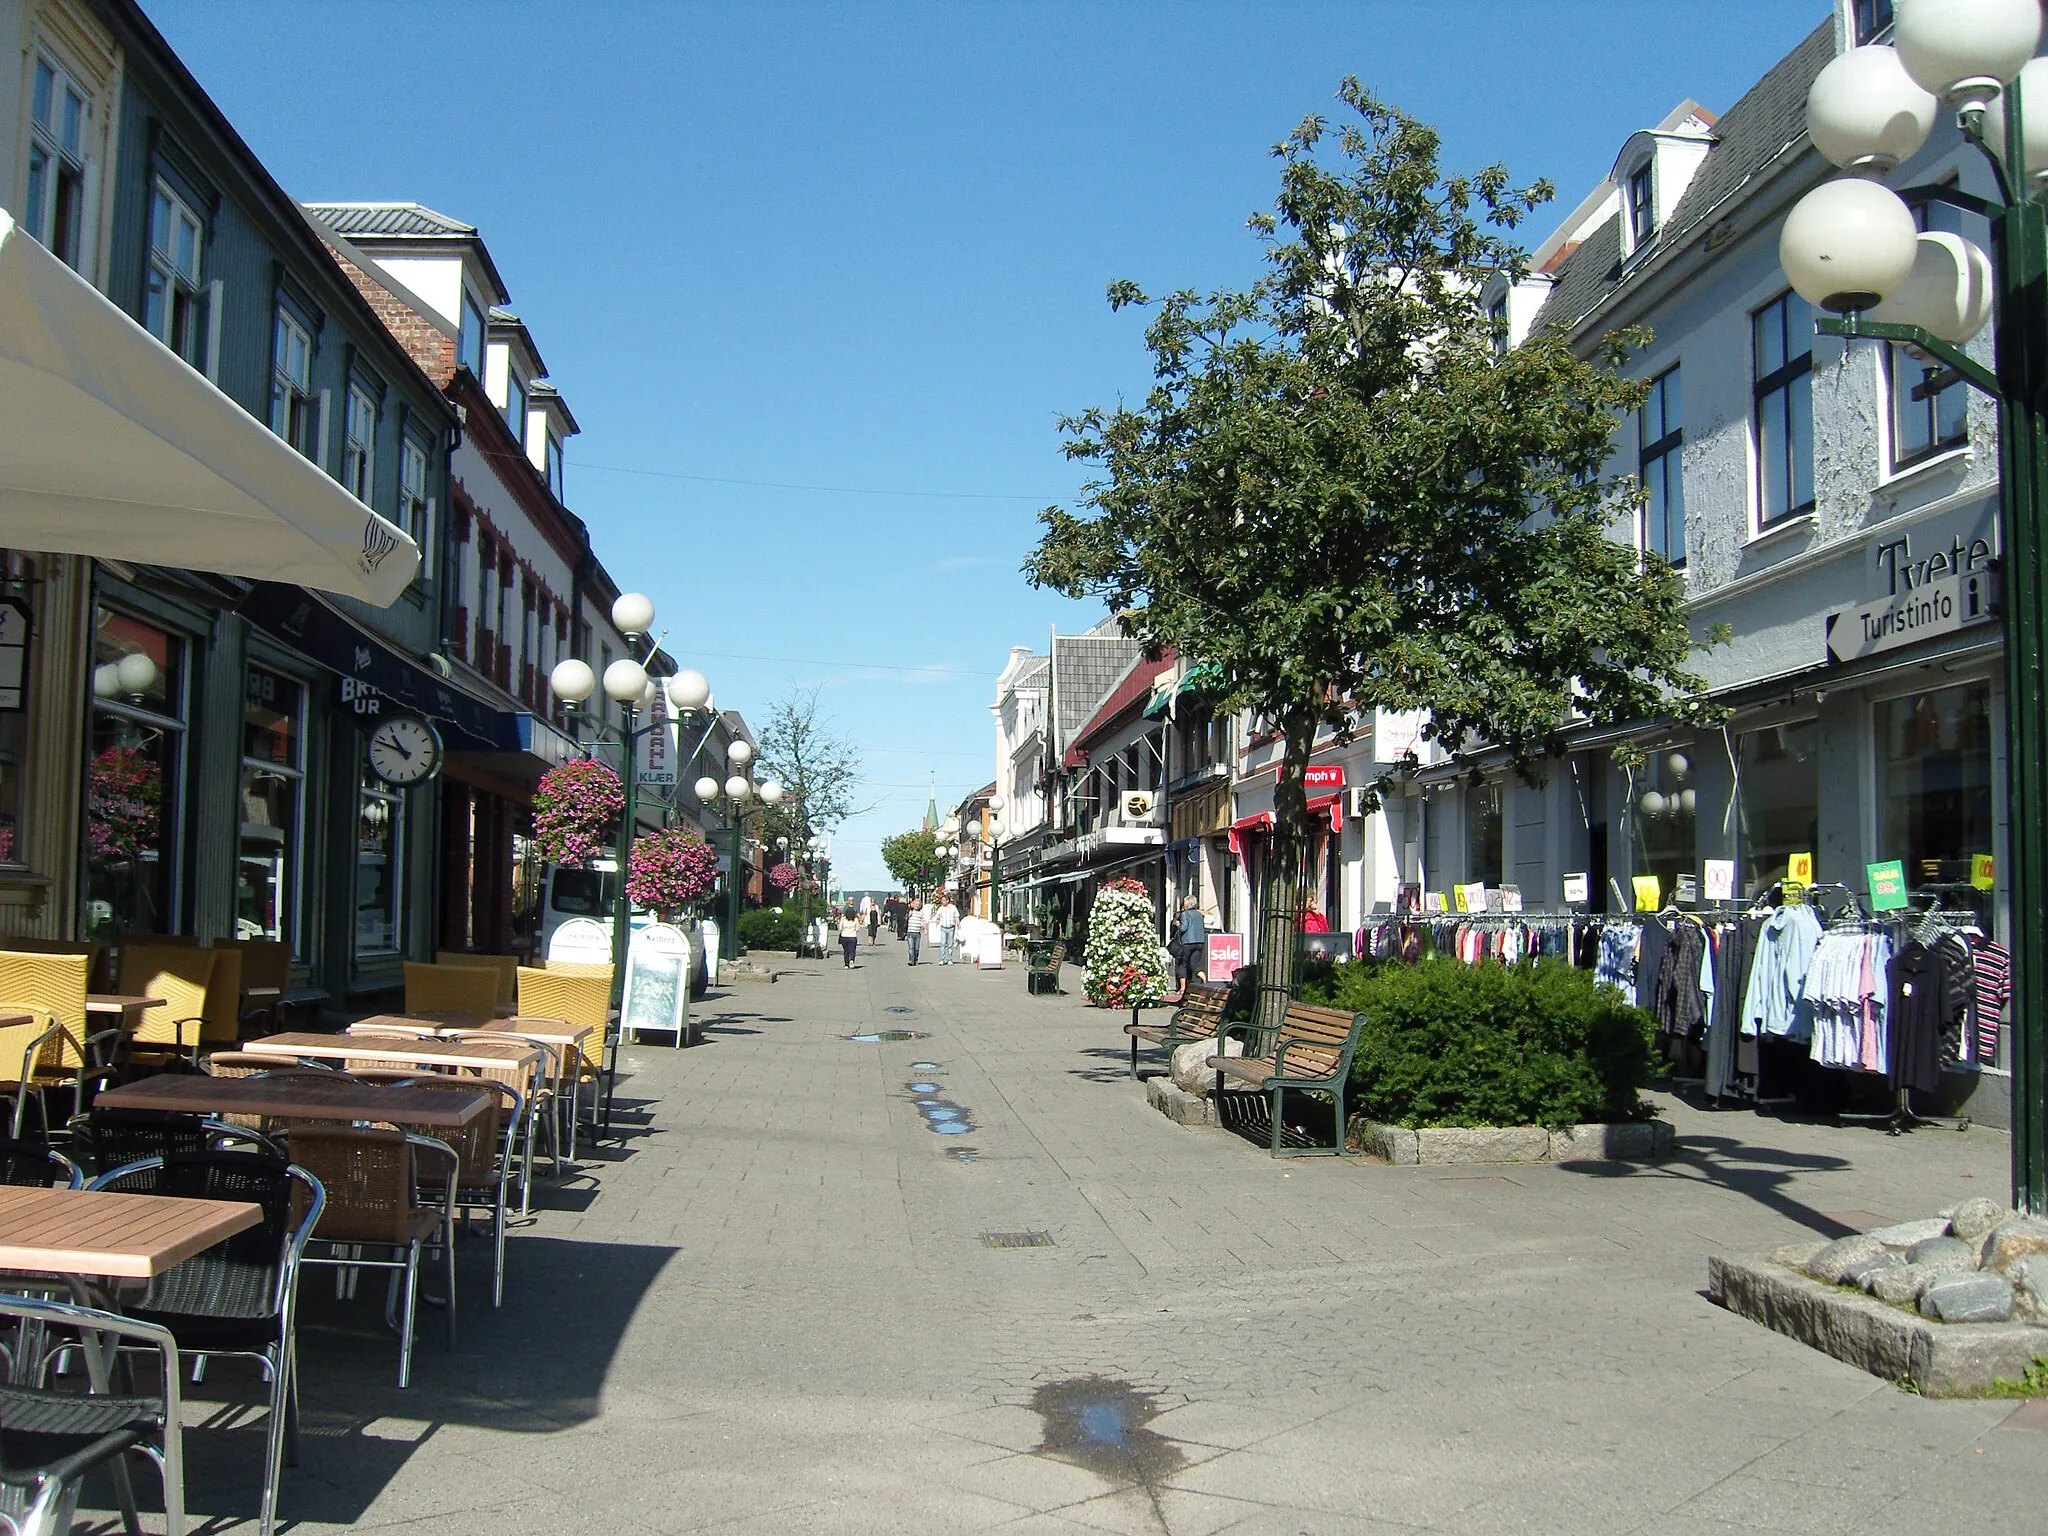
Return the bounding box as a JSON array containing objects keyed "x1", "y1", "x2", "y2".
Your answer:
[
  {"x1": 1638, "y1": 366, "x2": 1684, "y2": 566},
  {"x1": 25, "y1": 53, "x2": 89, "y2": 270},
  {"x1": 238, "y1": 667, "x2": 303, "y2": 944},
  {"x1": 1737, "y1": 720, "x2": 1819, "y2": 898},
  {"x1": 1753, "y1": 292, "x2": 1815, "y2": 527},
  {"x1": 356, "y1": 766, "x2": 403, "y2": 956},
  {"x1": 1878, "y1": 681, "x2": 1994, "y2": 908},
  {"x1": 1465, "y1": 781, "x2": 1503, "y2": 888},
  {"x1": 86, "y1": 611, "x2": 185, "y2": 940},
  {"x1": 1634, "y1": 747, "x2": 1698, "y2": 902}
]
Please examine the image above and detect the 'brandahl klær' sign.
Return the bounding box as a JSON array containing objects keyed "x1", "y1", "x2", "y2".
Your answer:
[{"x1": 1825, "y1": 568, "x2": 1998, "y2": 664}]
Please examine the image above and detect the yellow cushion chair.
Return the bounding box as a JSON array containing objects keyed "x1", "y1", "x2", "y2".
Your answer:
[
  {"x1": 117, "y1": 944, "x2": 217, "y2": 1066},
  {"x1": 431, "y1": 952, "x2": 520, "y2": 1013},
  {"x1": 514, "y1": 964, "x2": 613, "y2": 1157},
  {"x1": 0, "y1": 950, "x2": 98, "y2": 1136},
  {"x1": 403, "y1": 962, "x2": 502, "y2": 1022}
]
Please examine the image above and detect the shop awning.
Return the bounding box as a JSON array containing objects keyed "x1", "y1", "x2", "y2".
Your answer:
[
  {"x1": 241, "y1": 581, "x2": 519, "y2": 752},
  {"x1": 1308, "y1": 791, "x2": 1345, "y2": 832},
  {"x1": 1227, "y1": 810, "x2": 1273, "y2": 862},
  {"x1": 0, "y1": 211, "x2": 420, "y2": 606},
  {"x1": 1143, "y1": 660, "x2": 1224, "y2": 719}
]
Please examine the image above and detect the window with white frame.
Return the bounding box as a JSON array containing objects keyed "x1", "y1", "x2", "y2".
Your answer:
[
  {"x1": 1487, "y1": 293, "x2": 1508, "y2": 358},
  {"x1": 504, "y1": 371, "x2": 527, "y2": 446},
  {"x1": 1638, "y1": 366, "x2": 1684, "y2": 566},
  {"x1": 269, "y1": 309, "x2": 317, "y2": 459},
  {"x1": 1856, "y1": 0, "x2": 1895, "y2": 43},
  {"x1": 1890, "y1": 195, "x2": 1973, "y2": 470},
  {"x1": 341, "y1": 385, "x2": 376, "y2": 501},
  {"x1": 144, "y1": 181, "x2": 207, "y2": 367},
  {"x1": 25, "y1": 53, "x2": 89, "y2": 270},
  {"x1": 458, "y1": 292, "x2": 485, "y2": 379},
  {"x1": 398, "y1": 437, "x2": 432, "y2": 550},
  {"x1": 1753, "y1": 292, "x2": 1815, "y2": 526},
  {"x1": 1626, "y1": 161, "x2": 1655, "y2": 249},
  {"x1": 545, "y1": 433, "x2": 565, "y2": 500}
]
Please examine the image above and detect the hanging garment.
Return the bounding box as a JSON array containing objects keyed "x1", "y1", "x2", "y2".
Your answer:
[
  {"x1": 1804, "y1": 928, "x2": 1893, "y2": 1072},
  {"x1": 1740, "y1": 903, "x2": 1824, "y2": 1039},
  {"x1": 1634, "y1": 918, "x2": 1671, "y2": 1012},
  {"x1": 1595, "y1": 923, "x2": 1640, "y2": 993},
  {"x1": 1887, "y1": 940, "x2": 1964, "y2": 1095},
  {"x1": 1704, "y1": 919, "x2": 1755, "y2": 1101},
  {"x1": 1652, "y1": 919, "x2": 1710, "y2": 1041},
  {"x1": 1970, "y1": 936, "x2": 2012, "y2": 1064}
]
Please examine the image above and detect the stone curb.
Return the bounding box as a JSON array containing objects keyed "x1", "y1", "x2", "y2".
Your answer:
[
  {"x1": 1707, "y1": 1252, "x2": 2048, "y2": 1396},
  {"x1": 1359, "y1": 1120, "x2": 1674, "y2": 1165},
  {"x1": 1144, "y1": 1077, "x2": 1218, "y2": 1127}
]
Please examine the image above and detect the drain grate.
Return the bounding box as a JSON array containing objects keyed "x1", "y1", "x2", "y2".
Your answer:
[{"x1": 983, "y1": 1230, "x2": 1055, "y2": 1249}]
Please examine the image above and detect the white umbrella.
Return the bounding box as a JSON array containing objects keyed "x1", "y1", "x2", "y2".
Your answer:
[{"x1": 0, "y1": 209, "x2": 421, "y2": 606}]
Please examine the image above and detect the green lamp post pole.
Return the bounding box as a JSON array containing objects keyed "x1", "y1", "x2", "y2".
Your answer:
[
  {"x1": 695, "y1": 743, "x2": 784, "y2": 964},
  {"x1": 1785, "y1": 7, "x2": 2048, "y2": 1209}
]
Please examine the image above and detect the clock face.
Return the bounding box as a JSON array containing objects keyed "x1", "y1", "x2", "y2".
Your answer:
[{"x1": 367, "y1": 715, "x2": 443, "y2": 787}]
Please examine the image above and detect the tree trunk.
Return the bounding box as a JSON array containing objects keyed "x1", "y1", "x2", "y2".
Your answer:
[{"x1": 1256, "y1": 713, "x2": 1316, "y2": 1036}]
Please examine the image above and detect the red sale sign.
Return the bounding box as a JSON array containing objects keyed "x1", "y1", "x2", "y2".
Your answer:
[{"x1": 1206, "y1": 933, "x2": 1244, "y2": 982}]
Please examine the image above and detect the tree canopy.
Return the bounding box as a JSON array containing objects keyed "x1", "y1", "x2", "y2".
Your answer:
[
  {"x1": 751, "y1": 685, "x2": 863, "y2": 855},
  {"x1": 880, "y1": 828, "x2": 940, "y2": 896}
]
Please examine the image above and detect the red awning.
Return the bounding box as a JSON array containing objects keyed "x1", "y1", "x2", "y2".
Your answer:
[
  {"x1": 1227, "y1": 811, "x2": 1273, "y2": 862},
  {"x1": 1307, "y1": 791, "x2": 1344, "y2": 832}
]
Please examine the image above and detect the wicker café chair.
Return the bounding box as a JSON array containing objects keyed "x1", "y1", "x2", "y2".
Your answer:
[
  {"x1": 0, "y1": 1294, "x2": 185, "y2": 1536},
  {"x1": 0, "y1": 951, "x2": 112, "y2": 1138},
  {"x1": 86, "y1": 1150, "x2": 322, "y2": 1536},
  {"x1": 514, "y1": 965, "x2": 613, "y2": 1156},
  {"x1": 433, "y1": 952, "x2": 519, "y2": 1013},
  {"x1": 401, "y1": 963, "x2": 500, "y2": 1024},
  {"x1": 0, "y1": 1138, "x2": 82, "y2": 1189},
  {"x1": 285, "y1": 1125, "x2": 457, "y2": 1389},
  {"x1": 116, "y1": 944, "x2": 218, "y2": 1068},
  {"x1": 452, "y1": 1029, "x2": 561, "y2": 1209},
  {"x1": 213, "y1": 938, "x2": 292, "y2": 1034},
  {"x1": 375, "y1": 1077, "x2": 523, "y2": 1307}
]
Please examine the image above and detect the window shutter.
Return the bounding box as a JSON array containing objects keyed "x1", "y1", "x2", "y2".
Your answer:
[
  {"x1": 315, "y1": 388, "x2": 331, "y2": 471},
  {"x1": 423, "y1": 494, "x2": 437, "y2": 554},
  {"x1": 203, "y1": 280, "x2": 223, "y2": 384}
]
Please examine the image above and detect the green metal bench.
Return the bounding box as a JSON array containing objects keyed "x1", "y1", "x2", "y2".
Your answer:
[
  {"x1": 1123, "y1": 982, "x2": 1231, "y2": 1079},
  {"x1": 1025, "y1": 941, "x2": 1067, "y2": 995},
  {"x1": 1211, "y1": 1001, "x2": 1366, "y2": 1157}
]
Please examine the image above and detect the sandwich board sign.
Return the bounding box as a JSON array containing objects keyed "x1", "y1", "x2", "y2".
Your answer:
[{"x1": 622, "y1": 923, "x2": 691, "y2": 1046}]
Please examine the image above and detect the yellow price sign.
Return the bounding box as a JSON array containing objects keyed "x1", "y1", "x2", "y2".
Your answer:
[
  {"x1": 1972, "y1": 853, "x2": 1996, "y2": 891},
  {"x1": 1787, "y1": 852, "x2": 1814, "y2": 886},
  {"x1": 1632, "y1": 874, "x2": 1662, "y2": 912}
]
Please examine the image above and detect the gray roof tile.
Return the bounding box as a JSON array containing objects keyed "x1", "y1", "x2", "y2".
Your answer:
[{"x1": 1052, "y1": 634, "x2": 1146, "y2": 753}]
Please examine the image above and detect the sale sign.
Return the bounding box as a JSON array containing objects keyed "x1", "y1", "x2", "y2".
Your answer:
[{"x1": 1205, "y1": 933, "x2": 1245, "y2": 982}]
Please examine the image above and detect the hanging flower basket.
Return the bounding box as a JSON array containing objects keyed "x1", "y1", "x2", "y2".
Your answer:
[
  {"x1": 626, "y1": 825, "x2": 720, "y2": 921},
  {"x1": 88, "y1": 745, "x2": 160, "y2": 862},
  {"x1": 532, "y1": 758, "x2": 624, "y2": 867},
  {"x1": 768, "y1": 862, "x2": 800, "y2": 893}
]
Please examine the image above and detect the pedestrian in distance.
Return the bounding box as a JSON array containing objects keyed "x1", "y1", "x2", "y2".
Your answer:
[
  {"x1": 1169, "y1": 895, "x2": 1208, "y2": 997},
  {"x1": 906, "y1": 898, "x2": 924, "y2": 965},
  {"x1": 838, "y1": 904, "x2": 862, "y2": 968},
  {"x1": 937, "y1": 895, "x2": 960, "y2": 965},
  {"x1": 867, "y1": 902, "x2": 880, "y2": 946}
]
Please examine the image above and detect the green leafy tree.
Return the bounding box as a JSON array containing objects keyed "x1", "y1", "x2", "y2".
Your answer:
[
  {"x1": 881, "y1": 828, "x2": 941, "y2": 897},
  {"x1": 752, "y1": 686, "x2": 863, "y2": 933},
  {"x1": 1026, "y1": 82, "x2": 1713, "y2": 1025}
]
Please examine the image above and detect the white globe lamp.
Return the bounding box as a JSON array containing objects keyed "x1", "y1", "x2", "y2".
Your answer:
[
  {"x1": 550, "y1": 658, "x2": 596, "y2": 704},
  {"x1": 1979, "y1": 58, "x2": 2048, "y2": 183},
  {"x1": 1895, "y1": 0, "x2": 2042, "y2": 104},
  {"x1": 989, "y1": 795, "x2": 1006, "y2": 813},
  {"x1": 759, "y1": 780, "x2": 785, "y2": 806},
  {"x1": 1871, "y1": 230, "x2": 1996, "y2": 343},
  {"x1": 666, "y1": 668, "x2": 711, "y2": 711},
  {"x1": 1780, "y1": 178, "x2": 1920, "y2": 311},
  {"x1": 1640, "y1": 791, "x2": 1668, "y2": 818},
  {"x1": 602, "y1": 657, "x2": 649, "y2": 703},
  {"x1": 611, "y1": 592, "x2": 655, "y2": 638},
  {"x1": 694, "y1": 775, "x2": 721, "y2": 802},
  {"x1": 725, "y1": 775, "x2": 753, "y2": 802},
  {"x1": 115, "y1": 652, "x2": 158, "y2": 698},
  {"x1": 1807, "y1": 46, "x2": 1938, "y2": 171},
  {"x1": 727, "y1": 740, "x2": 754, "y2": 767}
]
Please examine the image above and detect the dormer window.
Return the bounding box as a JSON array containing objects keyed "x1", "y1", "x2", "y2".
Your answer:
[
  {"x1": 504, "y1": 372, "x2": 526, "y2": 447},
  {"x1": 1855, "y1": 0, "x2": 1894, "y2": 44},
  {"x1": 545, "y1": 434, "x2": 565, "y2": 500},
  {"x1": 1627, "y1": 161, "x2": 1656, "y2": 248},
  {"x1": 1487, "y1": 293, "x2": 1508, "y2": 358},
  {"x1": 458, "y1": 292, "x2": 485, "y2": 378}
]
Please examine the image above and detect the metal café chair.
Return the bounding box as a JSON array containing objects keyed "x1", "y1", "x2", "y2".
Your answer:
[{"x1": 370, "y1": 1078, "x2": 523, "y2": 1307}]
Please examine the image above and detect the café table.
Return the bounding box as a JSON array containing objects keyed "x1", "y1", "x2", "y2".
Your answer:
[
  {"x1": 95, "y1": 1072, "x2": 493, "y2": 1131},
  {"x1": 255, "y1": 1028, "x2": 544, "y2": 1078},
  {"x1": 87, "y1": 994, "x2": 166, "y2": 1027},
  {"x1": 0, "y1": 1184, "x2": 259, "y2": 1280}
]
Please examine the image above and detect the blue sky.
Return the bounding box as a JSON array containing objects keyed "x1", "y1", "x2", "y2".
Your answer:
[{"x1": 148, "y1": 0, "x2": 1829, "y2": 888}]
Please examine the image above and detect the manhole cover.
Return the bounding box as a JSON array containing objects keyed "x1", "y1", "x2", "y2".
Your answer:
[
  {"x1": 844, "y1": 1030, "x2": 929, "y2": 1042},
  {"x1": 983, "y1": 1230, "x2": 1054, "y2": 1249}
]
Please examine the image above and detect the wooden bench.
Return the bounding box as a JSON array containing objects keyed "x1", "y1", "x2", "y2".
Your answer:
[
  {"x1": 1210, "y1": 1002, "x2": 1367, "y2": 1157},
  {"x1": 1026, "y1": 941, "x2": 1067, "y2": 996},
  {"x1": 1123, "y1": 982, "x2": 1231, "y2": 1079}
]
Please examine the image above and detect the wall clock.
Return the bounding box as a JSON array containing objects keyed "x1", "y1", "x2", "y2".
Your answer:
[{"x1": 366, "y1": 713, "x2": 444, "y2": 787}]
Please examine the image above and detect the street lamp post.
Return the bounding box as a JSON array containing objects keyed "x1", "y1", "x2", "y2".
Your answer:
[
  {"x1": 1778, "y1": 0, "x2": 2047, "y2": 1209},
  {"x1": 550, "y1": 599, "x2": 727, "y2": 1016},
  {"x1": 985, "y1": 796, "x2": 1007, "y2": 925},
  {"x1": 693, "y1": 746, "x2": 785, "y2": 963}
]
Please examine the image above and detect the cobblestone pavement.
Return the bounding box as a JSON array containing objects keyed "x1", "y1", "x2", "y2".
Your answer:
[{"x1": 124, "y1": 942, "x2": 2046, "y2": 1533}]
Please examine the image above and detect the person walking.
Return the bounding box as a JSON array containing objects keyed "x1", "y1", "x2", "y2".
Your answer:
[
  {"x1": 867, "y1": 902, "x2": 881, "y2": 946},
  {"x1": 906, "y1": 898, "x2": 924, "y2": 965},
  {"x1": 1170, "y1": 895, "x2": 1209, "y2": 995},
  {"x1": 936, "y1": 895, "x2": 960, "y2": 965},
  {"x1": 837, "y1": 904, "x2": 862, "y2": 968}
]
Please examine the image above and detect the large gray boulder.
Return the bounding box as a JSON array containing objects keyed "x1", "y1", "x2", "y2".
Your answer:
[
  {"x1": 1982, "y1": 1218, "x2": 2048, "y2": 1275},
  {"x1": 1920, "y1": 1271, "x2": 2016, "y2": 1324},
  {"x1": 1869, "y1": 1263, "x2": 1940, "y2": 1306},
  {"x1": 1846, "y1": 1252, "x2": 1904, "y2": 1291},
  {"x1": 1904, "y1": 1236, "x2": 1978, "y2": 1276},
  {"x1": 1950, "y1": 1197, "x2": 2009, "y2": 1245},
  {"x1": 1805, "y1": 1235, "x2": 1888, "y2": 1285},
  {"x1": 1864, "y1": 1218, "x2": 1949, "y2": 1249},
  {"x1": 2009, "y1": 1254, "x2": 2048, "y2": 1321}
]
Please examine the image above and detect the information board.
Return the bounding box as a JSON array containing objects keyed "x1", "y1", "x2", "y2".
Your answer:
[{"x1": 622, "y1": 924, "x2": 690, "y2": 1046}]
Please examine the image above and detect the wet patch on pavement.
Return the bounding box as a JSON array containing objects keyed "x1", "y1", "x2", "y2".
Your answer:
[
  {"x1": 844, "y1": 1030, "x2": 929, "y2": 1042},
  {"x1": 908, "y1": 1080, "x2": 976, "y2": 1137},
  {"x1": 1029, "y1": 1376, "x2": 1185, "y2": 1508},
  {"x1": 884, "y1": 1005, "x2": 916, "y2": 1014}
]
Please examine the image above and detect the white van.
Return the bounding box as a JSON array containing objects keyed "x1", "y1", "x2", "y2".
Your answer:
[{"x1": 537, "y1": 860, "x2": 712, "y2": 995}]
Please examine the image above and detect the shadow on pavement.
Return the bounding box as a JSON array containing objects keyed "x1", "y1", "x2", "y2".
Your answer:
[
  {"x1": 145, "y1": 1235, "x2": 681, "y2": 1530},
  {"x1": 1558, "y1": 1131, "x2": 1858, "y2": 1238}
]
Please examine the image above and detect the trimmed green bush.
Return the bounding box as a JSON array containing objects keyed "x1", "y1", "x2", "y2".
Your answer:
[
  {"x1": 1297, "y1": 957, "x2": 1656, "y2": 1129},
  {"x1": 737, "y1": 906, "x2": 803, "y2": 952}
]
